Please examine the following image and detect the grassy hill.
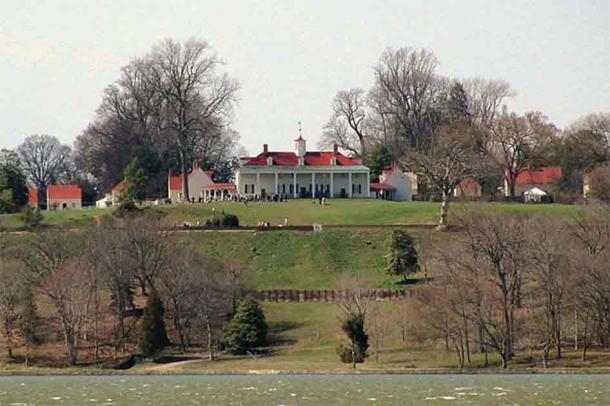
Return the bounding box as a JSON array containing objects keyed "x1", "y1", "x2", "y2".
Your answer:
[
  {"x1": 186, "y1": 229, "x2": 422, "y2": 289},
  {"x1": 0, "y1": 199, "x2": 584, "y2": 229}
]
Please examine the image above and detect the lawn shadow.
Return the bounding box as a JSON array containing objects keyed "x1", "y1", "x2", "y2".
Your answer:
[{"x1": 268, "y1": 320, "x2": 305, "y2": 346}]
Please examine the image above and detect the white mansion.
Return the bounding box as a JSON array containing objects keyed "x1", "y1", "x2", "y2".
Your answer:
[{"x1": 235, "y1": 136, "x2": 371, "y2": 199}]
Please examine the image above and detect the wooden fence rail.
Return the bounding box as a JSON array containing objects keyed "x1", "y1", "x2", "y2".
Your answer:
[{"x1": 246, "y1": 289, "x2": 411, "y2": 303}]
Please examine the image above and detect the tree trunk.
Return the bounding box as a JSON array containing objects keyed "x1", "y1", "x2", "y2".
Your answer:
[
  {"x1": 180, "y1": 151, "x2": 190, "y2": 202},
  {"x1": 582, "y1": 314, "x2": 589, "y2": 362},
  {"x1": 437, "y1": 191, "x2": 450, "y2": 230},
  {"x1": 555, "y1": 309, "x2": 562, "y2": 360},
  {"x1": 206, "y1": 320, "x2": 214, "y2": 361},
  {"x1": 463, "y1": 314, "x2": 471, "y2": 364}
]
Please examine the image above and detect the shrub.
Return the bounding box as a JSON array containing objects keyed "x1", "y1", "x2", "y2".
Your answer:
[
  {"x1": 221, "y1": 213, "x2": 239, "y2": 227},
  {"x1": 337, "y1": 313, "x2": 369, "y2": 365},
  {"x1": 19, "y1": 205, "x2": 43, "y2": 228},
  {"x1": 222, "y1": 298, "x2": 267, "y2": 355},
  {"x1": 205, "y1": 212, "x2": 239, "y2": 228}
]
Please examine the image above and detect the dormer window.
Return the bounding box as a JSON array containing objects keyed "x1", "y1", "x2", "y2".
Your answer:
[
  {"x1": 330, "y1": 157, "x2": 337, "y2": 166},
  {"x1": 267, "y1": 156, "x2": 273, "y2": 166},
  {"x1": 298, "y1": 157, "x2": 305, "y2": 166}
]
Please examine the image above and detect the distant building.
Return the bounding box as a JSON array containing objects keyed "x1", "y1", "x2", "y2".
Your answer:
[
  {"x1": 167, "y1": 163, "x2": 236, "y2": 202},
  {"x1": 111, "y1": 179, "x2": 128, "y2": 206},
  {"x1": 370, "y1": 162, "x2": 412, "y2": 201},
  {"x1": 28, "y1": 188, "x2": 39, "y2": 207},
  {"x1": 454, "y1": 179, "x2": 482, "y2": 199},
  {"x1": 235, "y1": 136, "x2": 370, "y2": 199},
  {"x1": 96, "y1": 194, "x2": 112, "y2": 208},
  {"x1": 506, "y1": 167, "x2": 562, "y2": 197},
  {"x1": 46, "y1": 184, "x2": 82, "y2": 211}
]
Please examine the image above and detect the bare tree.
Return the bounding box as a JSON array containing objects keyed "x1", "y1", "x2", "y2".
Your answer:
[
  {"x1": 459, "y1": 213, "x2": 531, "y2": 367},
  {"x1": 87, "y1": 224, "x2": 134, "y2": 355},
  {"x1": 403, "y1": 120, "x2": 485, "y2": 229},
  {"x1": 0, "y1": 259, "x2": 23, "y2": 360},
  {"x1": 159, "y1": 246, "x2": 200, "y2": 352},
  {"x1": 372, "y1": 47, "x2": 446, "y2": 151},
  {"x1": 40, "y1": 260, "x2": 89, "y2": 365},
  {"x1": 490, "y1": 111, "x2": 556, "y2": 197},
  {"x1": 567, "y1": 112, "x2": 610, "y2": 144},
  {"x1": 463, "y1": 78, "x2": 514, "y2": 127},
  {"x1": 148, "y1": 38, "x2": 239, "y2": 201},
  {"x1": 528, "y1": 217, "x2": 575, "y2": 366},
  {"x1": 122, "y1": 215, "x2": 170, "y2": 295},
  {"x1": 320, "y1": 88, "x2": 369, "y2": 156},
  {"x1": 17, "y1": 135, "x2": 72, "y2": 203}
]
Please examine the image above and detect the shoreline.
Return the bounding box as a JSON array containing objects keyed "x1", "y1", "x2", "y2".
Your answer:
[{"x1": 0, "y1": 367, "x2": 609, "y2": 377}]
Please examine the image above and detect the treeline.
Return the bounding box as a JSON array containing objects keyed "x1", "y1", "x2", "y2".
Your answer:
[
  {"x1": 1, "y1": 37, "x2": 243, "y2": 212},
  {"x1": 410, "y1": 206, "x2": 610, "y2": 368},
  {"x1": 321, "y1": 47, "x2": 610, "y2": 226},
  {"x1": 0, "y1": 212, "x2": 266, "y2": 366}
]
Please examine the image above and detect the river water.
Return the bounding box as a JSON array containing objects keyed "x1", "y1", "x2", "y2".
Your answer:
[{"x1": 0, "y1": 374, "x2": 608, "y2": 405}]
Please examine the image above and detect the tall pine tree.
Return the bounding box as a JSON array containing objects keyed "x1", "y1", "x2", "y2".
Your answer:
[
  {"x1": 386, "y1": 230, "x2": 419, "y2": 283},
  {"x1": 139, "y1": 289, "x2": 170, "y2": 357}
]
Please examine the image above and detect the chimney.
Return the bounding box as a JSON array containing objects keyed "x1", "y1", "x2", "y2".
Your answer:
[
  {"x1": 263, "y1": 144, "x2": 268, "y2": 153},
  {"x1": 333, "y1": 144, "x2": 338, "y2": 154}
]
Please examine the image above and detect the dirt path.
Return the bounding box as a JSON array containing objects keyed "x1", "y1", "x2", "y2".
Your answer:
[{"x1": 147, "y1": 357, "x2": 208, "y2": 371}]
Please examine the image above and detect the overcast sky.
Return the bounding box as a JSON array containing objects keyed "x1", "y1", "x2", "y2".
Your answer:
[{"x1": 1, "y1": 0, "x2": 608, "y2": 155}]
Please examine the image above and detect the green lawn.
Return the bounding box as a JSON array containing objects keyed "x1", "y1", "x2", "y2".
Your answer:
[
  {"x1": 0, "y1": 199, "x2": 585, "y2": 229},
  {"x1": 160, "y1": 302, "x2": 500, "y2": 372},
  {"x1": 185, "y1": 229, "x2": 419, "y2": 289}
]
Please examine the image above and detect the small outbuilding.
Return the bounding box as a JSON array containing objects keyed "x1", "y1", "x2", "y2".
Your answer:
[
  {"x1": 523, "y1": 187, "x2": 549, "y2": 203},
  {"x1": 46, "y1": 184, "x2": 82, "y2": 211},
  {"x1": 370, "y1": 162, "x2": 412, "y2": 201}
]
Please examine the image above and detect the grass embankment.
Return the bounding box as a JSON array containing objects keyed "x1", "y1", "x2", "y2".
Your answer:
[
  {"x1": 187, "y1": 229, "x2": 428, "y2": 289},
  {"x1": 0, "y1": 199, "x2": 584, "y2": 229}
]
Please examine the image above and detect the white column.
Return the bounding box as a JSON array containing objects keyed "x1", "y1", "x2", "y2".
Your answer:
[
  {"x1": 256, "y1": 173, "x2": 260, "y2": 196},
  {"x1": 366, "y1": 171, "x2": 370, "y2": 198},
  {"x1": 311, "y1": 173, "x2": 315, "y2": 197},
  {"x1": 293, "y1": 172, "x2": 297, "y2": 198},
  {"x1": 348, "y1": 172, "x2": 353, "y2": 198},
  {"x1": 330, "y1": 172, "x2": 334, "y2": 198},
  {"x1": 275, "y1": 173, "x2": 279, "y2": 195}
]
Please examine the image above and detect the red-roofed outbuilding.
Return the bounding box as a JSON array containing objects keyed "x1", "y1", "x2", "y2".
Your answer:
[{"x1": 46, "y1": 184, "x2": 82, "y2": 211}]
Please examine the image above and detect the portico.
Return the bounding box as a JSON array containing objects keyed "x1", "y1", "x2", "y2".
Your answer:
[{"x1": 236, "y1": 137, "x2": 370, "y2": 199}]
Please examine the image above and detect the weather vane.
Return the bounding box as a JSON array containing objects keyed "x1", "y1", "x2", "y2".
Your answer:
[{"x1": 298, "y1": 120, "x2": 302, "y2": 137}]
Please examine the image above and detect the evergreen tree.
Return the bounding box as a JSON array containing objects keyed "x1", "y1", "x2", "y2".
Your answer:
[
  {"x1": 386, "y1": 230, "x2": 419, "y2": 283},
  {"x1": 139, "y1": 289, "x2": 170, "y2": 357},
  {"x1": 222, "y1": 298, "x2": 267, "y2": 355},
  {"x1": 0, "y1": 161, "x2": 28, "y2": 213},
  {"x1": 363, "y1": 144, "x2": 393, "y2": 181},
  {"x1": 445, "y1": 82, "x2": 470, "y2": 123},
  {"x1": 118, "y1": 157, "x2": 148, "y2": 211},
  {"x1": 19, "y1": 283, "x2": 41, "y2": 366}
]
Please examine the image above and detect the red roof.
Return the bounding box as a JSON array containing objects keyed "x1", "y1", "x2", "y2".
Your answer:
[
  {"x1": 47, "y1": 184, "x2": 82, "y2": 200},
  {"x1": 515, "y1": 167, "x2": 562, "y2": 186},
  {"x1": 112, "y1": 179, "x2": 128, "y2": 193},
  {"x1": 241, "y1": 151, "x2": 361, "y2": 167},
  {"x1": 370, "y1": 182, "x2": 396, "y2": 190},
  {"x1": 168, "y1": 175, "x2": 183, "y2": 191},
  {"x1": 458, "y1": 179, "x2": 481, "y2": 190},
  {"x1": 28, "y1": 188, "x2": 39, "y2": 204}
]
